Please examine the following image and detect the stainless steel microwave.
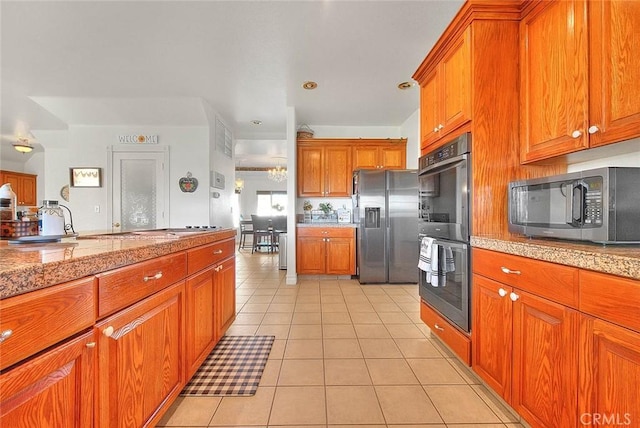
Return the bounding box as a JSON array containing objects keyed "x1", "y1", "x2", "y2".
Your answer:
[{"x1": 508, "y1": 167, "x2": 640, "y2": 244}]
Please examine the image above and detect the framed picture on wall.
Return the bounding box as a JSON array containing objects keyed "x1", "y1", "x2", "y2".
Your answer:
[{"x1": 70, "y1": 167, "x2": 102, "y2": 188}]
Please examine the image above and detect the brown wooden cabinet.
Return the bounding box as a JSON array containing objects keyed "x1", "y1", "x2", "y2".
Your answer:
[
  {"x1": 0, "y1": 330, "x2": 95, "y2": 428},
  {"x1": 215, "y1": 256, "x2": 236, "y2": 337},
  {"x1": 0, "y1": 170, "x2": 37, "y2": 206},
  {"x1": 297, "y1": 142, "x2": 352, "y2": 197},
  {"x1": 96, "y1": 282, "x2": 185, "y2": 428},
  {"x1": 472, "y1": 248, "x2": 580, "y2": 428},
  {"x1": 352, "y1": 141, "x2": 406, "y2": 170},
  {"x1": 579, "y1": 317, "x2": 640, "y2": 428},
  {"x1": 296, "y1": 227, "x2": 355, "y2": 275},
  {"x1": 520, "y1": 0, "x2": 640, "y2": 163},
  {"x1": 418, "y1": 27, "x2": 471, "y2": 151}
]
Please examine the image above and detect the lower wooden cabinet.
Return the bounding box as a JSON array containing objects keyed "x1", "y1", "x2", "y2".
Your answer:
[
  {"x1": 185, "y1": 266, "x2": 217, "y2": 379},
  {"x1": 0, "y1": 330, "x2": 95, "y2": 428},
  {"x1": 215, "y1": 256, "x2": 236, "y2": 338},
  {"x1": 579, "y1": 317, "x2": 640, "y2": 428},
  {"x1": 296, "y1": 227, "x2": 355, "y2": 275},
  {"x1": 96, "y1": 282, "x2": 185, "y2": 428},
  {"x1": 473, "y1": 273, "x2": 580, "y2": 428}
]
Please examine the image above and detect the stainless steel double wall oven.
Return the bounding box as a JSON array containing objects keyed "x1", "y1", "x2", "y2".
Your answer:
[{"x1": 418, "y1": 133, "x2": 471, "y2": 333}]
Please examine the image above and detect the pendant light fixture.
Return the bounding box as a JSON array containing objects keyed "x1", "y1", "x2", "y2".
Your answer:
[{"x1": 13, "y1": 137, "x2": 33, "y2": 153}]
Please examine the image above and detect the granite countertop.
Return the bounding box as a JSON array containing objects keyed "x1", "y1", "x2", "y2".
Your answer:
[
  {"x1": 297, "y1": 223, "x2": 358, "y2": 228},
  {"x1": 0, "y1": 228, "x2": 236, "y2": 300},
  {"x1": 471, "y1": 235, "x2": 640, "y2": 280}
]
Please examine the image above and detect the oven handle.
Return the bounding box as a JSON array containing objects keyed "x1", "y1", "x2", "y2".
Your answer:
[
  {"x1": 418, "y1": 235, "x2": 468, "y2": 251},
  {"x1": 419, "y1": 153, "x2": 468, "y2": 176}
]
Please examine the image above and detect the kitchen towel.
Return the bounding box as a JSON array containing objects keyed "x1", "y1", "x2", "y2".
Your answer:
[
  {"x1": 418, "y1": 237, "x2": 441, "y2": 287},
  {"x1": 444, "y1": 246, "x2": 455, "y2": 272}
]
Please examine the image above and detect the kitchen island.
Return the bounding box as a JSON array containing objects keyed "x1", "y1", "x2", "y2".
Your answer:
[{"x1": 0, "y1": 228, "x2": 237, "y2": 427}]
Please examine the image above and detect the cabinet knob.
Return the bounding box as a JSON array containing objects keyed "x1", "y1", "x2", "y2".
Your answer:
[
  {"x1": 509, "y1": 292, "x2": 520, "y2": 302},
  {"x1": 113, "y1": 222, "x2": 121, "y2": 228},
  {"x1": 326, "y1": 238, "x2": 330, "y2": 242},
  {"x1": 498, "y1": 288, "x2": 507, "y2": 297},
  {"x1": 500, "y1": 266, "x2": 521, "y2": 275},
  {"x1": 588, "y1": 125, "x2": 600, "y2": 134},
  {"x1": 571, "y1": 130, "x2": 583, "y2": 138},
  {"x1": 434, "y1": 323, "x2": 445, "y2": 332},
  {"x1": 0, "y1": 329, "x2": 13, "y2": 343},
  {"x1": 438, "y1": 124, "x2": 444, "y2": 130},
  {"x1": 433, "y1": 127, "x2": 439, "y2": 133},
  {"x1": 103, "y1": 326, "x2": 115, "y2": 337},
  {"x1": 86, "y1": 342, "x2": 96, "y2": 348},
  {"x1": 213, "y1": 249, "x2": 223, "y2": 255}
]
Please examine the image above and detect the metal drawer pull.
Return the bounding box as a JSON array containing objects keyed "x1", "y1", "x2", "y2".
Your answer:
[
  {"x1": 86, "y1": 342, "x2": 96, "y2": 348},
  {"x1": 500, "y1": 266, "x2": 521, "y2": 275},
  {"x1": 0, "y1": 329, "x2": 13, "y2": 343},
  {"x1": 434, "y1": 323, "x2": 445, "y2": 332},
  {"x1": 143, "y1": 272, "x2": 163, "y2": 282},
  {"x1": 213, "y1": 249, "x2": 223, "y2": 254},
  {"x1": 103, "y1": 326, "x2": 115, "y2": 337},
  {"x1": 498, "y1": 288, "x2": 507, "y2": 297}
]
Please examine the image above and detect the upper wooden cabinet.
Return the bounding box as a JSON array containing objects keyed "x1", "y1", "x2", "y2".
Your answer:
[
  {"x1": 520, "y1": 0, "x2": 640, "y2": 163},
  {"x1": 352, "y1": 140, "x2": 406, "y2": 170},
  {"x1": 0, "y1": 170, "x2": 37, "y2": 206},
  {"x1": 418, "y1": 28, "x2": 472, "y2": 150},
  {"x1": 297, "y1": 141, "x2": 352, "y2": 197},
  {"x1": 297, "y1": 138, "x2": 406, "y2": 197}
]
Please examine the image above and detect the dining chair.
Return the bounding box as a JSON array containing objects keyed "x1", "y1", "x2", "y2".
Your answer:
[
  {"x1": 251, "y1": 215, "x2": 274, "y2": 253},
  {"x1": 271, "y1": 216, "x2": 287, "y2": 251},
  {"x1": 238, "y1": 220, "x2": 253, "y2": 250}
]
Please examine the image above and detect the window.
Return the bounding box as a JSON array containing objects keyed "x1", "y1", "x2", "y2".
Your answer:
[{"x1": 256, "y1": 191, "x2": 287, "y2": 216}]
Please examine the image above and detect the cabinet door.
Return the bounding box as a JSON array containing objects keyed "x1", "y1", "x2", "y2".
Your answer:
[
  {"x1": 472, "y1": 274, "x2": 512, "y2": 400},
  {"x1": 352, "y1": 146, "x2": 380, "y2": 170},
  {"x1": 511, "y1": 290, "x2": 579, "y2": 428},
  {"x1": 579, "y1": 317, "x2": 640, "y2": 428},
  {"x1": 520, "y1": 0, "x2": 589, "y2": 162},
  {"x1": 297, "y1": 146, "x2": 324, "y2": 196},
  {"x1": 440, "y1": 27, "x2": 472, "y2": 134},
  {"x1": 96, "y1": 282, "x2": 185, "y2": 428},
  {"x1": 296, "y1": 236, "x2": 326, "y2": 274},
  {"x1": 216, "y1": 257, "x2": 236, "y2": 338},
  {"x1": 185, "y1": 268, "x2": 216, "y2": 379},
  {"x1": 379, "y1": 146, "x2": 406, "y2": 169},
  {"x1": 0, "y1": 330, "x2": 95, "y2": 428},
  {"x1": 589, "y1": 0, "x2": 640, "y2": 147},
  {"x1": 325, "y1": 236, "x2": 355, "y2": 275},
  {"x1": 20, "y1": 174, "x2": 37, "y2": 206},
  {"x1": 420, "y1": 70, "x2": 440, "y2": 148},
  {"x1": 325, "y1": 146, "x2": 352, "y2": 196}
]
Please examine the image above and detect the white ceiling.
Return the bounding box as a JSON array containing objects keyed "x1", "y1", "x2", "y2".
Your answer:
[{"x1": 0, "y1": 0, "x2": 463, "y2": 166}]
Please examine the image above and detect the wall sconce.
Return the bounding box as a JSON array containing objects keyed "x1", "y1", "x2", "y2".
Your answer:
[
  {"x1": 13, "y1": 137, "x2": 33, "y2": 153},
  {"x1": 235, "y1": 178, "x2": 245, "y2": 194}
]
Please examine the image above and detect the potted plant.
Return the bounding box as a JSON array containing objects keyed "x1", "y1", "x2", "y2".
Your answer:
[
  {"x1": 303, "y1": 200, "x2": 313, "y2": 211},
  {"x1": 318, "y1": 202, "x2": 333, "y2": 216}
]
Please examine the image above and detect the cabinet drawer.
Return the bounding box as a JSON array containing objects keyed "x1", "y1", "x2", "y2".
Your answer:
[
  {"x1": 187, "y1": 238, "x2": 235, "y2": 275},
  {"x1": 97, "y1": 252, "x2": 186, "y2": 318},
  {"x1": 0, "y1": 277, "x2": 95, "y2": 370},
  {"x1": 580, "y1": 271, "x2": 640, "y2": 333},
  {"x1": 472, "y1": 248, "x2": 579, "y2": 308},
  {"x1": 420, "y1": 299, "x2": 471, "y2": 366},
  {"x1": 297, "y1": 227, "x2": 355, "y2": 238}
]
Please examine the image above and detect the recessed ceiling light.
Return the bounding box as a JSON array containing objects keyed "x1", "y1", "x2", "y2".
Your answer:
[
  {"x1": 302, "y1": 81, "x2": 318, "y2": 90},
  {"x1": 251, "y1": 120, "x2": 262, "y2": 125},
  {"x1": 397, "y1": 81, "x2": 414, "y2": 90}
]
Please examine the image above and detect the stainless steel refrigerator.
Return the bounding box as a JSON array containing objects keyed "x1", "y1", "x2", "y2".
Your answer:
[{"x1": 354, "y1": 169, "x2": 418, "y2": 283}]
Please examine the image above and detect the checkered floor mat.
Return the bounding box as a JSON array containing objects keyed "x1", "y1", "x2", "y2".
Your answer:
[{"x1": 181, "y1": 335, "x2": 275, "y2": 396}]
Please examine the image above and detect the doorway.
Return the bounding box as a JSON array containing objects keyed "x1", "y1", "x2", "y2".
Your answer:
[{"x1": 108, "y1": 146, "x2": 169, "y2": 232}]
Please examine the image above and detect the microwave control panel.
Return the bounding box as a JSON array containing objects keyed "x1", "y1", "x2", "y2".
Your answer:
[{"x1": 582, "y1": 177, "x2": 603, "y2": 225}]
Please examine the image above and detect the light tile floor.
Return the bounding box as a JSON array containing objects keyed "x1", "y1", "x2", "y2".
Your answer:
[{"x1": 157, "y1": 251, "x2": 527, "y2": 428}]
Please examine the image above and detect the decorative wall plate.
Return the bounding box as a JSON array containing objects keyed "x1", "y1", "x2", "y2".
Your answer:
[
  {"x1": 179, "y1": 172, "x2": 198, "y2": 192},
  {"x1": 60, "y1": 185, "x2": 70, "y2": 202}
]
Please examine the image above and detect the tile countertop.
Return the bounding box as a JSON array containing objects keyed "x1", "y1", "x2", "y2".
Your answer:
[
  {"x1": 471, "y1": 235, "x2": 640, "y2": 280},
  {"x1": 297, "y1": 223, "x2": 358, "y2": 228},
  {"x1": 0, "y1": 228, "x2": 236, "y2": 300}
]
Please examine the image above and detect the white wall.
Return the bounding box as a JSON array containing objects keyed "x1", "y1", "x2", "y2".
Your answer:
[
  {"x1": 400, "y1": 109, "x2": 420, "y2": 169},
  {"x1": 309, "y1": 125, "x2": 401, "y2": 139},
  {"x1": 567, "y1": 137, "x2": 640, "y2": 172},
  {"x1": 34, "y1": 125, "x2": 210, "y2": 232}
]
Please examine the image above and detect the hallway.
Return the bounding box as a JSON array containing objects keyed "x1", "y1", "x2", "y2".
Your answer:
[{"x1": 157, "y1": 251, "x2": 526, "y2": 427}]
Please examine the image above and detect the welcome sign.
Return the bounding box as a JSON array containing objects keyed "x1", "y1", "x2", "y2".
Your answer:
[{"x1": 118, "y1": 134, "x2": 158, "y2": 144}]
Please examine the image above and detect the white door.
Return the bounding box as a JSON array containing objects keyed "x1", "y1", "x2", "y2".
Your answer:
[{"x1": 109, "y1": 147, "x2": 169, "y2": 232}]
